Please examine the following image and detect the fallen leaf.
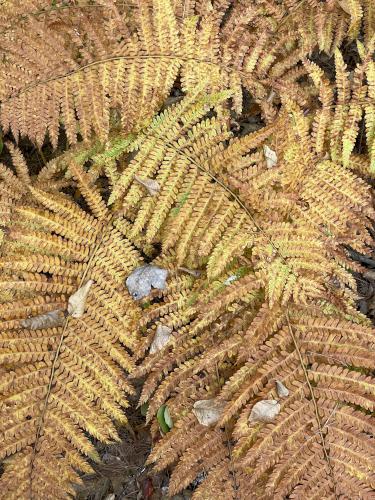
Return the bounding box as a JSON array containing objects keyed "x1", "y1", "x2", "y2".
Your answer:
[
  {"x1": 263, "y1": 145, "x2": 277, "y2": 168},
  {"x1": 126, "y1": 265, "x2": 168, "y2": 300},
  {"x1": 157, "y1": 405, "x2": 172, "y2": 433},
  {"x1": 20, "y1": 309, "x2": 65, "y2": 330},
  {"x1": 193, "y1": 399, "x2": 226, "y2": 426},
  {"x1": 140, "y1": 402, "x2": 149, "y2": 417},
  {"x1": 224, "y1": 274, "x2": 238, "y2": 285},
  {"x1": 142, "y1": 478, "x2": 154, "y2": 500},
  {"x1": 134, "y1": 175, "x2": 160, "y2": 196},
  {"x1": 163, "y1": 406, "x2": 173, "y2": 429},
  {"x1": 68, "y1": 280, "x2": 94, "y2": 318},
  {"x1": 275, "y1": 380, "x2": 289, "y2": 398},
  {"x1": 149, "y1": 324, "x2": 172, "y2": 354},
  {"x1": 178, "y1": 266, "x2": 201, "y2": 277},
  {"x1": 249, "y1": 400, "x2": 280, "y2": 423},
  {"x1": 337, "y1": 0, "x2": 350, "y2": 14}
]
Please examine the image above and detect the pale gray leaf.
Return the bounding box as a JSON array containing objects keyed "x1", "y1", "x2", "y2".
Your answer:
[
  {"x1": 249, "y1": 400, "x2": 280, "y2": 423},
  {"x1": 134, "y1": 175, "x2": 160, "y2": 196},
  {"x1": 68, "y1": 280, "x2": 94, "y2": 318},
  {"x1": 263, "y1": 145, "x2": 277, "y2": 168},
  {"x1": 193, "y1": 399, "x2": 226, "y2": 426},
  {"x1": 126, "y1": 265, "x2": 168, "y2": 300},
  {"x1": 275, "y1": 380, "x2": 289, "y2": 398},
  {"x1": 150, "y1": 324, "x2": 172, "y2": 354},
  {"x1": 20, "y1": 309, "x2": 65, "y2": 330},
  {"x1": 224, "y1": 274, "x2": 238, "y2": 285}
]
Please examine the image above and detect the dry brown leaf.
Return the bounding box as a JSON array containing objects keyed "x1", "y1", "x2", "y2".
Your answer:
[
  {"x1": 275, "y1": 380, "x2": 289, "y2": 398},
  {"x1": 20, "y1": 309, "x2": 65, "y2": 330},
  {"x1": 149, "y1": 324, "x2": 173, "y2": 354},
  {"x1": 178, "y1": 266, "x2": 201, "y2": 277},
  {"x1": 68, "y1": 280, "x2": 94, "y2": 318},
  {"x1": 193, "y1": 399, "x2": 226, "y2": 426},
  {"x1": 337, "y1": 0, "x2": 351, "y2": 14},
  {"x1": 249, "y1": 400, "x2": 280, "y2": 423},
  {"x1": 134, "y1": 175, "x2": 160, "y2": 196}
]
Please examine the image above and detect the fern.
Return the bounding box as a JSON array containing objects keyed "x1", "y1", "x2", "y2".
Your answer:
[
  {"x1": 0, "y1": 158, "x2": 142, "y2": 498},
  {"x1": 107, "y1": 93, "x2": 374, "y2": 498},
  {"x1": 1, "y1": 0, "x2": 373, "y2": 147},
  {"x1": 0, "y1": 1, "x2": 374, "y2": 499}
]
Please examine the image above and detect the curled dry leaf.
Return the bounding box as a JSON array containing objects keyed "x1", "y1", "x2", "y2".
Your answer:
[
  {"x1": 68, "y1": 280, "x2": 94, "y2": 318},
  {"x1": 263, "y1": 145, "x2": 277, "y2": 168},
  {"x1": 126, "y1": 265, "x2": 168, "y2": 300},
  {"x1": 20, "y1": 309, "x2": 65, "y2": 330},
  {"x1": 178, "y1": 266, "x2": 201, "y2": 277},
  {"x1": 337, "y1": 0, "x2": 351, "y2": 14},
  {"x1": 275, "y1": 380, "x2": 289, "y2": 398},
  {"x1": 250, "y1": 400, "x2": 281, "y2": 423},
  {"x1": 149, "y1": 324, "x2": 173, "y2": 354},
  {"x1": 193, "y1": 399, "x2": 226, "y2": 426},
  {"x1": 134, "y1": 175, "x2": 160, "y2": 196}
]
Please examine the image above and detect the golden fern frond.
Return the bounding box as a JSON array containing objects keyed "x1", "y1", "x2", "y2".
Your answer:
[
  {"x1": 112, "y1": 92, "x2": 375, "y2": 498},
  {"x1": 0, "y1": 0, "x2": 181, "y2": 146},
  {"x1": 305, "y1": 40, "x2": 375, "y2": 172},
  {"x1": 2, "y1": 0, "x2": 371, "y2": 148},
  {"x1": 0, "y1": 160, "x2": 143, "y2": 498}
]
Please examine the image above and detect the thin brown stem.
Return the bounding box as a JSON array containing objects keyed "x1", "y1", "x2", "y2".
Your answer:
[{"x1": 285, "y1": 308, "x2": 338, "y2": 500}]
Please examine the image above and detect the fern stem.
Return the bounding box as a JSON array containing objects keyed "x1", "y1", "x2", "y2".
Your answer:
[
  {"x1": 29, "y1": 216, "x2": 112, "y2": 496},
  {"x1": 4, "y1": 54, "x2": 253, "y2": 103},
  {"x1": 212, "y1": 337, "x2": 239, "y2": 498},
  {"x1": 285, "y1": 308, "x2": 339, "y2": 500}
]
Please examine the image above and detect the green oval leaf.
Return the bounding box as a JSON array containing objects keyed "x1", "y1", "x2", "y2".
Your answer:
[{"x1": 157, "y1": 405, "x2": 171, "y2": 433}]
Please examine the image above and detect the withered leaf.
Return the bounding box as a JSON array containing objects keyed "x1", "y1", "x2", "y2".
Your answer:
[
  {"x1": 20, "y1": 309, "x2": 65, "y2": 330},
  {"x1": 193, "y1": 399, "x2": 226, "y2": 426},
  {"x1": 134, "y1": 175, "x2": 160, "y2": 196},
  {"x1": 275, "y1": 380, "x2": 289, "y2": 398},
  {"x1": 126, "y1": 265, "x2": 168, "y2": 300},
  {"x1": 224, "y1": 274, "x2": 238, "y2": 286},
  {"x1": 149, "y1": 324, "x2": 173, "y2": 354},
  {"x1": 337, "y1": 0, "x2": 351, "y2": 14},
  {"x1": 68, "y1": 280, "x2": 94, "y2": 318},
  {"x1": 263, "y1": 145, "x2": 277, "y2": 168},
  {"x1": 249, "y1": 400, "x2": 280, "y2": 423},
  {"x1": 178, "y1": 266, "x2": 201, "y2": 277}
]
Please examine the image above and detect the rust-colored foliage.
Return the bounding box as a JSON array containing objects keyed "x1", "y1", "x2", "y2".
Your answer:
[{"x1": 0, "y1": 1, "x2": 374, "y2": 499}]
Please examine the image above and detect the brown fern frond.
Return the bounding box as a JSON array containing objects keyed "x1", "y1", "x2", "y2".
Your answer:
[
  {"x1": 0, "y1": 0, "x2": 181, "y2": 146},
  {"x1": 1, "y1": 0, "x2": 370, "y2": 147},
  {"x1": 0, "y1": 159, "x2": 144, "y2": 498}
]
